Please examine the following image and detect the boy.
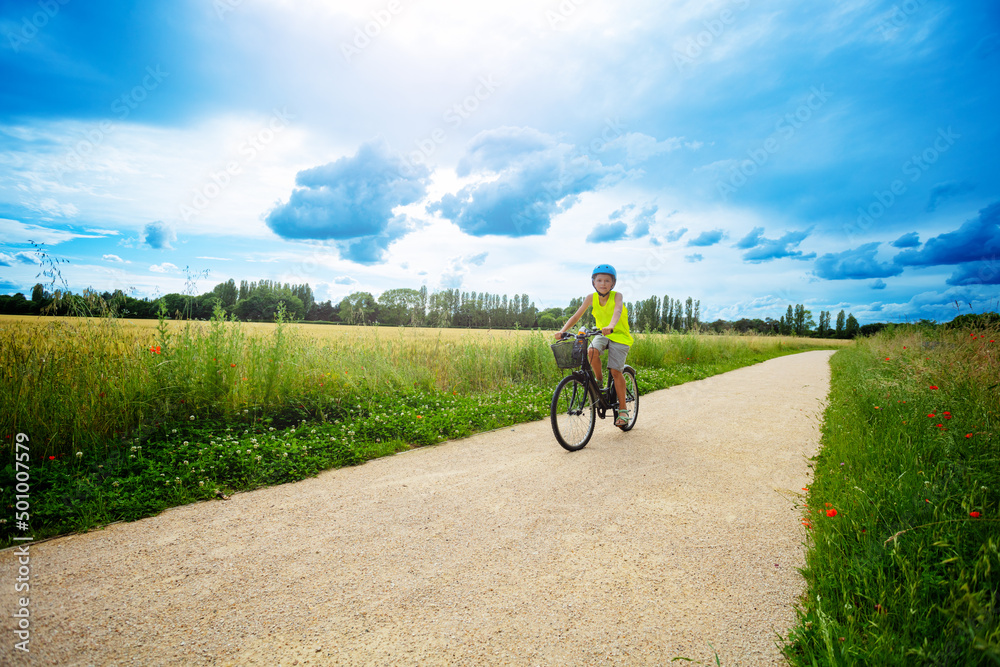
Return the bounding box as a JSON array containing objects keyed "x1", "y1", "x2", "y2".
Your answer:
[{"x1": 555, "y1": 264, "x2": 634, "y2": 428}]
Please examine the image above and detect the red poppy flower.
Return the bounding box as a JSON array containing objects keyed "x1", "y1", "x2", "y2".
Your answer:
[
  {"x1": 231, "y1": 363, "x2": 236, "y2": 367},
  {"x1": 48, "y1": 456, "x2": 55, "y2": 460},
  {"x1": 826, "y1": 509, "x2": 837, "y2": 517},
  {"x1": 970, "y1": 511, "x2": 981, "y2": 518},
  {"x1": 965, "y1": 433, "x2": 973, "y2": 438},
  {"x1": 927, "y1": 413, "x2": 936, "y2": 418},
  {"x1": 929, "y1": 385, "x2": 939, "y2": 390},
  {"x1": 884, "y1": 357, "x2": 890, "y2": 361}
]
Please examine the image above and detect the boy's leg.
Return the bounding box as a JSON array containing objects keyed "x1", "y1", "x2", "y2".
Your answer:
[
  {"x1": 588, "y1": 347, "x2": 603, "y2": 385},
  {"x1": 589, "y1": 335, "x2": 611, "y2": 385},
  {"x1": 605, "y1": 341, "x2": 630, "y2": 425},
  {"x1": 611, "y1": 368, "x2": 627, "y2": 410}
]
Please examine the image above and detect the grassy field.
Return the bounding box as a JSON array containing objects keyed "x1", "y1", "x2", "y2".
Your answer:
[
  {"x1": 1, "y1": 311, "x2": 844, "y2": 544},
  {"x1": 785, "y1": 322, "x2": 999, "y2": 664}
]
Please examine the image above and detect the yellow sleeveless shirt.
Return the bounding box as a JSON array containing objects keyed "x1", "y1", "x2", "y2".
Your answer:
[{"x1": 591, "y1": 291, "x2": 633, "y2": 346}]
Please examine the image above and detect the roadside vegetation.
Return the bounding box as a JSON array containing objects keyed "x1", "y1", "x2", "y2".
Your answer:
[
  {"x1": 1, "y1": 309, "x2": 843, "y2": 545},
  {"x1": 785, "y1": 317, "x2": 999, "y2": 665}
]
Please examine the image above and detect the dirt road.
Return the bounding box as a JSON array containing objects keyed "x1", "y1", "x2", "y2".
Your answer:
[{"x1": 1, "y1": 350, "x2": 835, "y2": 666}]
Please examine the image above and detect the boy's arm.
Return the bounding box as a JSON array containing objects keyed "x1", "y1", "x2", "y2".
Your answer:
[
  {"x1": 556, "y1": 295, "x2": 592, "y2": 339},
  {"x1": 603, "y1": 292, "x2": 624, "y2": 335}
]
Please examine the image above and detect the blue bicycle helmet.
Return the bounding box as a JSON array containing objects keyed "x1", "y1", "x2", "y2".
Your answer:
[{"x1": 591, "y1": 264, "x2": 617, "y2": 280}]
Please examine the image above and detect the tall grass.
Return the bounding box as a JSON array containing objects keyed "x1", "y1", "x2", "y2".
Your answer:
[
  {"x1": 2, "y1": 312, "x2": 842, "y2": 459},
  {"x1": 786, "y1": 323, "x2": 999, "y2": 664}
]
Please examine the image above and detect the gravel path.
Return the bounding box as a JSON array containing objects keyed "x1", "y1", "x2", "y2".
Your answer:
[{"x1": 2, "y1": 350, "x2": 834, "y2": 666}]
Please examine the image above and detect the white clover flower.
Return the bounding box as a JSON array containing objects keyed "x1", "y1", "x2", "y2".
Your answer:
[
  {"x1": 112, "y1": 481, "x2": 120, "y2": 487},
  {"x1": 183, "y1": 441, "x2": 189, "y2": 446},
  {"x1": 189, "y1": 415, "x2": 195, "y2": 421},
  {"x1": 199, "y1": 481, "x2": 204, "y2": 487},
  {"x1": 75, "y1": 451, "x2": 83, "y2": 458},
  {"x1": 183, "y1": 460, "x2": 189, "y2": 465}
]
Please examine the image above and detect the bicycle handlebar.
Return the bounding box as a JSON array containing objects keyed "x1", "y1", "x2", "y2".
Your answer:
[{"x1": 556, "y1": 328, "x2": 601, "y2": 341}]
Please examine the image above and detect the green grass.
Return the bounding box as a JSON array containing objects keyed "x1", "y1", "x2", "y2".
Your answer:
[
  {"x1": 785, "y1": 323, "x2": 1000, "y2": 665},
  {"x1": 2, "y1": 312, "x2": 840, "y2": 546}
]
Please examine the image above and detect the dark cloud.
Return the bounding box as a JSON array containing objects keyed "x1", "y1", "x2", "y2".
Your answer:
[
  {"x1": 665, "y1": 227, "x2": 687, "y2": 242},
  {"x1": 143, "y1": 221, "x2": 176, "y2": 249},
  {"x1": 587, "y1": 221, "x2": 628, "y2": 243},
  {"x1": 742, "y1": 230, "x2": 814, "y2": 262},
  {"x1": 891, "y1": 232, "x2": 920, "y2": 248},
  {"x1": 266, "y1": 139, "x2": 430, "y2": 264},
  {"x1": 945, "y1": 260, "x2": 1000, "y2": 286},
  {"x1": 630, "y1": 204, "x2": 657, "y2": 238},
  {"x1": 895, "y1": 201, "x2": 1000, "y2": 267},
  {"x1": 814, "y1": 243, "x2": 903, "y2": 280},
  {"x1": 429, "y1": 127, "x2": 624, "y2": 237},
  {"x1": 734, "y1": 226, "x2": 765, "y2": 249},
  {"x1": 608, "y1": 204, "x2": 634, "y2": 221},
  {"x1": 687, "y1": 229, "x2": 726, "y2": 246},
  {"x1": 925, "y1": 181, "x2": 976, "y2": 212}
]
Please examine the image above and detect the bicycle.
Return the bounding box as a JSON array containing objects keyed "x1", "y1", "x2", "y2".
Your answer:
[{"x1": 549, "y1": 328, "x2": 639, "y2": 451}]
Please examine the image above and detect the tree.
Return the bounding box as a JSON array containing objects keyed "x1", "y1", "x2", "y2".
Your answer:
[
  {"x1": 212, "y1": 279, "x2": 238, "y2": 310},
  {"x1": 339, "y1": 292, "x2": 377, "y2": 325},
  {"x1": 792, "y1": 304, "x2": 815, "y2": 336},
  {"x1": 816, "y1": 310, "x2": 829, "y2": 338},
  {"x1": 845, "y1": 313, "x2": 860, "y2": 338},
  {"x1": 31, "y1": 283, "x2": 45, "y2": 303},
  {"x1": 835, "y1": 310, "x2": 846, "y2": 338},
  {"x1": 378, "y1": 288, "x2": 421, "y2": 326}
]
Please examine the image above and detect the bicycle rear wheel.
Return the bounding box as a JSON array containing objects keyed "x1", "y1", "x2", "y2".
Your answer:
[
  {"x1": 613, "y1": 366, "x2": 639, "y2": 431},
  {"x1": 550, "y1": 375, "x2": 596, "y2": 451}
]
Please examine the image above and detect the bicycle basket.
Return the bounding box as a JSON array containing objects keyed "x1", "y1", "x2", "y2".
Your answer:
[{"x1": 550, "y1": 339, "x2": 588, "y2": 369}]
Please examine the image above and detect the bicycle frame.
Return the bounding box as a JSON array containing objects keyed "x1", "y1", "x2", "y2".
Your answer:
[{"x1": 559, "y1": 330, "x2": 618, "y2": 418}]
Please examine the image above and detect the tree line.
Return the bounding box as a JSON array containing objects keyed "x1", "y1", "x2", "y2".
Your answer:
[{"x1": 0, "y1": 281, "x2": 869, "y2": 337}]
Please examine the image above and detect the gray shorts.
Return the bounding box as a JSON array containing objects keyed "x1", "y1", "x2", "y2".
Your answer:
[{"x1": 589, "y1": 335, "x2": 630, "y2": 371}]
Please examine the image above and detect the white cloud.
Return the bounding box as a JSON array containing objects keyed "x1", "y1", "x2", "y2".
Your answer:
[
  {"x1": 150, "y1": 262, "x2": 179, "y2": 273},
  {"x1": 0, "y1": 218, "x2": 103, "y2": 245}
]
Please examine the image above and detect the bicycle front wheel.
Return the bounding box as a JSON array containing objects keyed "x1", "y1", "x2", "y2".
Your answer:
[{"x1": 550, "y1": 375, "x2": 596, "y2": 451}]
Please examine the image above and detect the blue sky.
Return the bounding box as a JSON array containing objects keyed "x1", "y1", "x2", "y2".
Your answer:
[{"x1": 1, "y1": 0, "x2": 998, "y2": 323}]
